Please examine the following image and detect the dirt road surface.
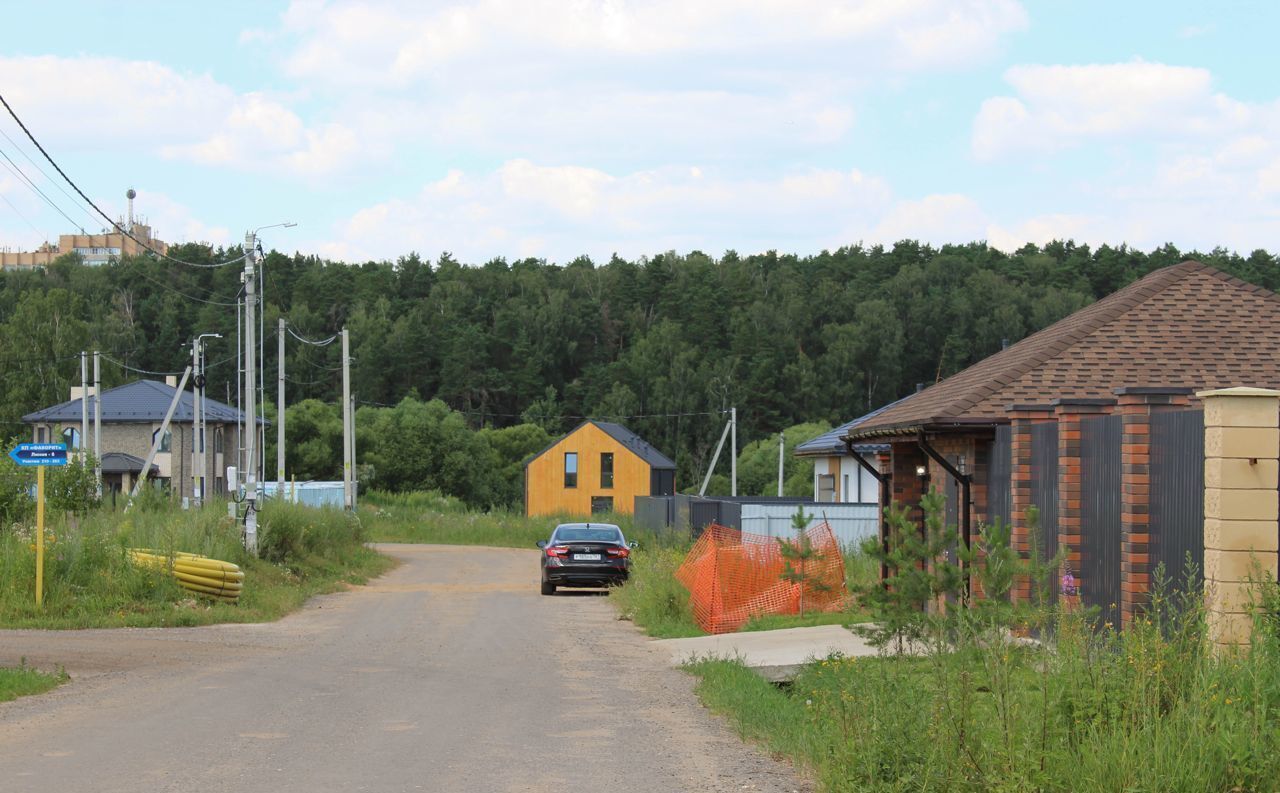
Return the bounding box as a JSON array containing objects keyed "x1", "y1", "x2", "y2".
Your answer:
[{"x1": 0, "y1": 544, "x2": 808, "y2": 793}]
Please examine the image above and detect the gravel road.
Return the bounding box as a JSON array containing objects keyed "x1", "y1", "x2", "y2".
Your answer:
[{"x1": 0, "y1": 544, "x2": 809, "y2": 793}]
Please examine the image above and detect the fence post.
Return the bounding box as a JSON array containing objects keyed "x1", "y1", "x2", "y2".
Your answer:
[
  {"x1": 1052, "y1": 398, "x2": 1116, "y2": 605},
  {"x1": 1114, "y1": 387, "x2": 1193, "y2": 629},
  {"x1": 1200, "y1": 387, "x2": 1280, "y2": 651},
  {"x1": 1008, "y1": 404, "x2": 1055, "y2": 602}
]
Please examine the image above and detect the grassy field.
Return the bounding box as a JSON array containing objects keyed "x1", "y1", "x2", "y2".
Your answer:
[
  {"x1": 0, "y1": 660, "x2": 68, "y2": 703},
  {"x1": 0, "y1": 500, "x2": 391, "y2": 629},
  {"x1": 688, "y1": 590, "x2": 1280, "y2": 793}
]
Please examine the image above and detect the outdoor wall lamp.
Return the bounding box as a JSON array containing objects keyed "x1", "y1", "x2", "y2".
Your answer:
[
  {"x1": 958, "y1": 455, "x2": 968, "y2": 476},
  {"x1": 915, "y1": 464, "x2": 928, "y2": 478}
]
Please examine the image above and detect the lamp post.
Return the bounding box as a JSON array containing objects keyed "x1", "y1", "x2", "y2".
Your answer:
[
  {"x1": 193, "y1": 333, "x2": 221, "y2": 507},
  {"x1": 242, "y1": 222, "x2": 296, "y2": 551}
]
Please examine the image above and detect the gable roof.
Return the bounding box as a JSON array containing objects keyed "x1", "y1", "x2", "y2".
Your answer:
[
  {"x1": 525, "y1": 420, "x2": 676, "y2": 470},
  {"x1": 22, "y1": 379, "x2": 263, "y2": 425},
  {"x1": 850, "y1": 261, "x2": 1280, "y2": 438},
  {"x1": 794, "y1": 396, "x2": 912, "y2": 457}
]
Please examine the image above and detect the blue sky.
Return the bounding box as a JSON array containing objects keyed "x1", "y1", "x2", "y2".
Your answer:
[{"x1": 1, "y1": 1, "x2": 1277, "y2": 264}]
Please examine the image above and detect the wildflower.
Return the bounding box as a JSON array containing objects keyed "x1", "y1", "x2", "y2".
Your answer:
[{"x1": 1061, "y1": 572, "x2": 1079, "y2": 597}]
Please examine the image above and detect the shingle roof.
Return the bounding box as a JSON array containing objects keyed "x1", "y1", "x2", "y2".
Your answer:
[
  {"x1": 524, "y1": 420, "x2": 677, "y2": 470},
  {"x1": 794, "y1": 396, "x2": 912, "y2": 457},
  {"x1": 101, "y1": 452, "x2": 158, "y2": 475},
  {"x1": 850, "y1": 261, "x2": 1280, "y2": 438},
  {"x1": 591, "y1": 421, "x2": 677, "y2": 469},
  {"x1": 22, "y1": 379, "x2": 264, "y2": 425}
]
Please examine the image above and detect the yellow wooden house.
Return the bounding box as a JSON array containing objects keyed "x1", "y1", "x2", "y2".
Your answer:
[{"x1": 524, "y1": 421, "x2": 676, "y2": 517}]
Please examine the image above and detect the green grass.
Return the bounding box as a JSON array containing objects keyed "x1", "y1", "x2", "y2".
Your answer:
[
  {"x1": 0, "y1": 501, "x2": 392, "y2": 629},
  {"x1": 687, "y1": 591, "x2": 1280, "y2": 793},
  {"x1": 0, "y1": 659, "x2": 68, "y2": 702}
]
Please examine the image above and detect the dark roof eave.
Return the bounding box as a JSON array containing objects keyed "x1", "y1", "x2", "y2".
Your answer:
[{"x1": 845, "y1": 416, "x2": 1008, "y2": 441}]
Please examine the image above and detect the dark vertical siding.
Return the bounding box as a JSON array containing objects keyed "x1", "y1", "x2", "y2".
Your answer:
[
  {"x1": 988, "y1": 425, "x2": 1012, "y2": 527},
  {"x1": 1150, "y1": 410, "x2": 1205, "y2": 592},
  {"x1": 1081, "y1": 414, "x2": 1122, "y2": 626},
  {"x1": 1030, "y1": 422, "x2": 1059, "y2": 601},
  {"x1": 650, "y1": 468, "x2": 675, "y2": 496}
]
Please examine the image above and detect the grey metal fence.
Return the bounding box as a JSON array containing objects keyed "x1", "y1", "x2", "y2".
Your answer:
[
  {"x1": 1081, "y1": 414, "x2": 1122, "y2": 626},
  {"x1": 1030, "y1": 422, "x2": 1059, "y2": 601},
  {"x1": 633, "y1": 496, "x2": 674, "y2": 533},
  {"x1": 987, "y1": 425, "x2": 1013, "y2": 528},
  {"x1": 1150, "y1": 409, "x2": 1205, "y2": 592}
]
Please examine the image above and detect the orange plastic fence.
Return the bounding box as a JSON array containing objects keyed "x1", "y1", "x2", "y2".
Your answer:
[{"x1": 674, "y1": 522, "x2": 847, "y2": 634}]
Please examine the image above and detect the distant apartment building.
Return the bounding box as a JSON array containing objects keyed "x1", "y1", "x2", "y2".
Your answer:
[{"x1": 0, "y1": 188, "x2": 168, "y2": 269}]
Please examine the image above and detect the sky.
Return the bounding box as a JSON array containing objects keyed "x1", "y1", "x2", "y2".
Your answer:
[{"x1": 1, "y1": 0, "x2": 1277, "y2": 265}]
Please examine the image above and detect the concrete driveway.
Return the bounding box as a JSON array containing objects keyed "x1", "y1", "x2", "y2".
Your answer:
[{"x1": 0, "y1": 544, "x2": 807, "y2": 793}]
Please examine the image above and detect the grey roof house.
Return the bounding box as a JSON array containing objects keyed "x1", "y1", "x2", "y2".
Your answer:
[
  {"x1": 794, "y1": 398, "x2": 906, "y2": 503},
  {"x1": 23, "y1": 378, "x2": 262, "y2": 501}
]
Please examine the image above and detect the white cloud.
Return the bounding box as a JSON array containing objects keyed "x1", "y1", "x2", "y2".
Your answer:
[
  {"x1": 0, "y1": 56, "x2": 358, "y2": 177},
  {"x1": 275, "y1": 0, "x2": 1028, "y2": 87},
  {"x1": 314, "y1": 160, "x2": 903, "y2": 263},
  {"x1": 971, "y1": 60, "x2": 1271, "y2": 159},
  {"x1": 873, "y1": 194, "x2": 988, "y2": 243}
]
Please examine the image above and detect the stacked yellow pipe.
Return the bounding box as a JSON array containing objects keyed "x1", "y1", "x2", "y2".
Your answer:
[{"x1": 128, "y1": 550, "x2": 244, "y2": 603}]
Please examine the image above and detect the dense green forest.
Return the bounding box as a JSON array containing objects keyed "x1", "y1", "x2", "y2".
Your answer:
[{"x1": 1, "y1": 240, "x2": 1276, "y2": 505}]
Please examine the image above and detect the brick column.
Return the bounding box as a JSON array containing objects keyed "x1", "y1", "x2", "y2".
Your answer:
[
  {"x1": 1115, "y1": 387, "x2": 1193, "y2": 628},
  {"x1": 1009, "y1": 404, "x2": 1055, "y2": 601},
  {"x1": 1201, "y1": 387, "x2": 1280, "y2": 651},
  {"x1": 1052, "y1": 398, "x2": 1115, "y2": 604},
  {"x1": 890, "y1": 441, "x2": 928, "y2": 528}
]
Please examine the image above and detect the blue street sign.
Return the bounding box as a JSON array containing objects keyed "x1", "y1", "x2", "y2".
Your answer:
[{"x1": 8, "y1": 443, "x2": 69, "y2": 467}]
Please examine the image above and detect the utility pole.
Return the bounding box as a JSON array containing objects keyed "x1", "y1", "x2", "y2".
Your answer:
[
  {"x1": 350, "y1": 394, "x2": 357, "y2": 509},
  {"x1": 79, "y1": 352, "x2": 87, "y2": 462},
  {"x1": 278, "y1": 317, "x2": 286, "y2": 496},
  {"x1": 777, "y1": 431, "x2": 785, "y2": 497},
  {"x1": 730, "y1": 406, "x2": 737, "y2": 497},
  {"x1": 93, "y1": 350, "x2": 101, "y2": 496},
  {"x1": 192, "y1": 339, "x2": 202, "y2": 506},
  {"x1": 243, "y1": 231, "x2": 258, "y2": 551},
  {"x1": 341, "y1": 327, "x2": 352, "y2": 510}
]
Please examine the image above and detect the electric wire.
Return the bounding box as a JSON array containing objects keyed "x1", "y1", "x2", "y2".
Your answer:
[
  {"x1": 0, "y1": 125, "x2": 99, "y2": 229},
  {"x1": 285, "y1": 325, "x2": 339, "y2": 346},
  {"x1": 0, "y1": 91, "x2": 247, "y2": 270},
  {"x1": 0, "y1": 143, "x2": 83, "y2": 230},
  {"x1": 0, "y1": 189, "x2": 43, "y2": 236}
]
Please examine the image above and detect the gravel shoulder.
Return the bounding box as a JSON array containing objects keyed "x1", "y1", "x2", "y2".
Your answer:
[{"x1": 0, "y1": 544, "x2": 809, "y2": 793}]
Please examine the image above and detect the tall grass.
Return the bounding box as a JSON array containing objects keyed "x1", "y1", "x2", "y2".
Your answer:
[
  {"x1": 0, "y1": 501, "x2": 389, "y2": 629},
  {"x1": 690, "y1": 571, "x2": 1280, "y2": 792},
  {"x1": 0, "y1": 659, "x2": 67, "y2": 702}
]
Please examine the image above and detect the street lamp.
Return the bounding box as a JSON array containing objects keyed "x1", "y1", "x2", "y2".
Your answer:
[{"x1": 192, "y1": 333, "x2": 221, "y2": 506}]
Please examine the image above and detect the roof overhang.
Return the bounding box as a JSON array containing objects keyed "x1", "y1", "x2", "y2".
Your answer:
[{"x1": 845, "y1": 416, "x2": 1007, "y2": 442}]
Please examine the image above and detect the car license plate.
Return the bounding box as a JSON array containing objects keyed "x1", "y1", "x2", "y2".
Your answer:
[{"x1": 573, "y1": 553, "x2": 601, "y2": 561}]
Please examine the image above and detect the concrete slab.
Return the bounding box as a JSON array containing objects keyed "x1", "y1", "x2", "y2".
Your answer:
[{"x1": 654, "y1": 625, "x2": 882, "y2": 682}]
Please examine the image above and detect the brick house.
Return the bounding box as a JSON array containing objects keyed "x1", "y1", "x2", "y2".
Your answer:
[
  {"x1": 22, "y1": 378, "x2": 259, "y2": 501},
  {"x1": 843, "y1": 260, "x2": 1280, "y2": 620}
]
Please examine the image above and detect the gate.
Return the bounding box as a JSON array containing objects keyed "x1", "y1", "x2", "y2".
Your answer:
[
  {"x1": 1080, "y1": 414, "x2": 1122, "y2": 627},
  {"x1": 987, "y1": 425, "x2": 1012, "y2": 528},
  {"x1": 1030, "y1": 422, "x2": 1059, "y2": 601},
  {"x1": 1150, "y1": 409, "x2": 1205, "y2": 593}
]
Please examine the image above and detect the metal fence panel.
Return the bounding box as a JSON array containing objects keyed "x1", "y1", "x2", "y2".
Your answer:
[
  {"x1": 1151, "y1": 409, "x2": 1205, "y2": 592},
  {"x1": 1081, "y1": 414, "x2": 1122, "y2": 626},
  {"x1": 987, "y1": 425, "x2": 1012, "y2": 529},
  {"x1": 633, "y1": 496, "x2": 674, "y2": 532},
  {"x1": 740, "y1": 503, "x2": 879, "y2": 550},
  {"x1": 1030, "y1": 422, "x2": 1059, "y2": 601}
]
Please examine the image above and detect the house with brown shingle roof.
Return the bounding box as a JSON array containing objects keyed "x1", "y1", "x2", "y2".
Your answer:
[{"x1": 843, "y1": 260, "x2": 1280, "y2": 599}]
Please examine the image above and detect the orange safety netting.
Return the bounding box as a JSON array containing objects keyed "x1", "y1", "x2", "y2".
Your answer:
[{"x1": 674, "y1": 522, "x2": 847, "y2": 634}]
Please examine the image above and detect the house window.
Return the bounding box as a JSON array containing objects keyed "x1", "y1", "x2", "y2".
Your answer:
[
  {"x1": 153, "y1": 428, "x2": 172, "y2": 453},
  {"x1": 62, "y1": 427, "x2": 81, "y2": 450},
  {"x1": 36, "y1": 426, "x2": 47, "y2": 443},
  {"x1": 843, "y1": 473, "x2": 849, "y2": 503},
  {"x1": 817, "y1": 474, "x2": 836, "y2": 502},
  {"x1": 214, "y1": 428, "x2": 224, "y2": 454},
  {"x1": 591, "y1": 496, "x2": 614, "y2": 514},
  {"x1": 600, "y1": 452, "x2": 614, "y2": 488},
  {"x1": 564, "y1": 452, "x2": 578, "y2": 488}
]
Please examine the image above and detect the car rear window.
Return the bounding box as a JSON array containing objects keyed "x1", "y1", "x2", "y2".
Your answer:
[{"x1": 554, "y1": 528, "x2": 623, "y2": 543}]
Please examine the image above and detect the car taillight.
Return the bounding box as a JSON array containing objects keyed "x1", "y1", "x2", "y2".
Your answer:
[
  {"x1": 546, "y1": 545, "x2": 570, "y2": 558},
  {"x1": 607, "y1": 546, "x2": 630, "y2": 558}
]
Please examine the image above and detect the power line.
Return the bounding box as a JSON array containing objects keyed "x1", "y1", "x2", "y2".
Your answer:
[
  {"x1": 0, "y1": 124, "x2": 99, "y2": 229},
  {"x1": 0, "y1": 142, "x2": 83, "y2": 230},
  {"x1": 0, "y1": 90, "x2": 247, "y2": 270},
  {"x1": 0, "y1": 188, "x2": 43, "y2": 237},
  {"x1": 285, "y1": 325, "x2": 339, "y2": 346}
]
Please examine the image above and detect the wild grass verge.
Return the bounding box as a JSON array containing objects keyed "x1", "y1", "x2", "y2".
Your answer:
[
  {"x1": 0, "y1": 659, "x2": 68, "y2": 702},
  {"x1": 0, "y1": 501, "x2": 390, "y2": 629}
]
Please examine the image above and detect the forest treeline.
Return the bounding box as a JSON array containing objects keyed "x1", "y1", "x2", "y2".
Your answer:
[{"x1": 1, "y1": 239, "x2": 1276, "y2": 502}]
